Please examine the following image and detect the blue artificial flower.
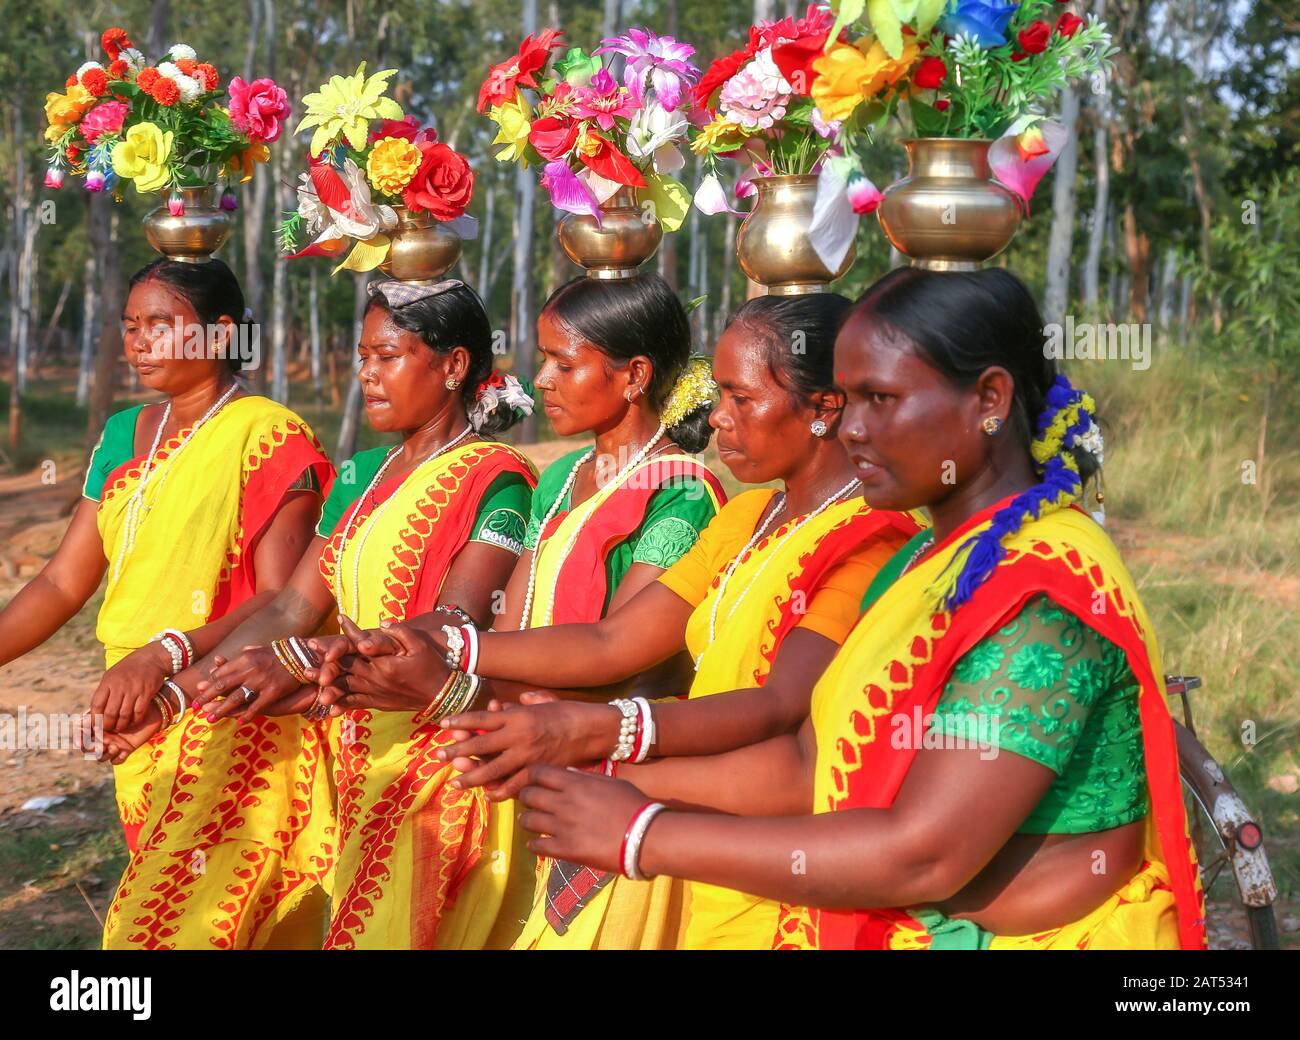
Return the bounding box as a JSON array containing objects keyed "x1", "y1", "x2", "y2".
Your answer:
[{"x1": 939, "y1": 0, "x2": 1020, "y2": 48}]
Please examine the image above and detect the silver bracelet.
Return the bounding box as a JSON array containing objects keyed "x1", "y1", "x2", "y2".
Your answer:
[{"x1": 441, "y1": 624, "x2": 465, "y2": 671}]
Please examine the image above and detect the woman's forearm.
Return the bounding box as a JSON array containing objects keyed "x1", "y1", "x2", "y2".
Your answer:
[
  {"x1": 649, "y1": 686, "x2": 801, "y2": 758},
  {"x1": 622, "y1": 734, "x2": 810, "y2": 817},
  {"x1": 181, "y1": 590, "x2": 278, "y2": 659},
  {"x1": 637, "y1": 808, "x2": 949, "y2": 910},
  {"x1": 0, "y1": 571, "x2": 95, "y2": 666}
]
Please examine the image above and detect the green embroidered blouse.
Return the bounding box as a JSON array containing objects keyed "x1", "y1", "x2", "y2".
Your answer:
[
  {"x1": 523, "y1": 446, "x2": 718, "y2": 615},
  {"x1": 863, "y1": 531, "x2": 1149, "y2": 836},
  {"x1": 317, "y1": 445, "x2": 531, "y2": 555}
]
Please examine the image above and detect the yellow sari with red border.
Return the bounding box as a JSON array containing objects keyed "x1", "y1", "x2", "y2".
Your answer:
[
  {"x1": 317, "y1": 440, "x2": 537, "y2": 950},
  {"x1": 678, "y1": 492, "x2": 922, "y2": 949},
  {"x1": 774, "y1": 501, "x2": 1206, "y2": 950},
  {"x1": 98, "y1": 395, "x2": 337, "y2": 950},
  {"x1": 513, "y1": 453, "x2": 726, "y2": 950}
]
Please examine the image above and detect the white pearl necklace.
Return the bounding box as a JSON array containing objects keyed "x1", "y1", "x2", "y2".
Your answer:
[
  {"x1": 697, "y1": 477, "x2": 861, "y2": 668},
  {"x1": 333, "y1": 425, "x2": 474, "y2": 618},
  {"x1": 111, "y1": 382, "x2": 239, "y2": 585},
  {"x1": 520, "y1": 424, "x2": 667, "y2": 630}
]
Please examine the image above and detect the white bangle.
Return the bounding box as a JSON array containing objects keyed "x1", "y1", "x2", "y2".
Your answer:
[
  {"x1": 163, "y1": 679, "x2": 187, "y2": 721},
  {"x1": 631, "y1": 697, "x2": 655, "y2": 763},
  {"x1": 441, "y1": 624, "x2": 465, "y2": 671},
  {"x1": 609, "y1": 698, "x2": 639, "y2": 762},
  {"x1": 622, "y1": 802, "x2": 668, "y2": 881},
  {"x1": 462, "y1": 624, "x2": 480, "y2": 676}
]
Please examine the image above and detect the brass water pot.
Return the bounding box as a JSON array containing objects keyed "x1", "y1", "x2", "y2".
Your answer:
[
  {"x1": 379, "y1": 206, "x2": 464, "y2": 283},
  {"x1": 142, "y1": 185, "x2": 231, "y2": 263},
  {"x1": 877, "y1": 138, "x2": 1021, "y2": 271},
  {"x1": 557, "y1": 187, "x2": 662, "y2": 278},
  {"x1": 735, "y1": 175, "x2": 854, "y2": 295}
]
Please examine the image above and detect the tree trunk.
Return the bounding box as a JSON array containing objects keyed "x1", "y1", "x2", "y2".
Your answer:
[
  {"x1": 1082, "y1": 92, "x2": 1108, "y2": 311},
  {"x1": 309, "y1": 267, "x2": 322, "y2": 401},
  {"x1": 510, "y1": 0, "x2": 540, "y2": 441},
  {"x1": 1043, "y1": 85, "x2": 1080, "y2": 327},
  {"x1": 476, "y1": 184, "x2": 495, "y2": 297},
  {"x1": 87, "y1": 201, "x2": 122, "y2": 448},
  {"x1": 76, "y1": 250, "x2": 95, "y2": 406},
  {"x1": 335, "y1": 275, "x2": 370, "y2": 461}
]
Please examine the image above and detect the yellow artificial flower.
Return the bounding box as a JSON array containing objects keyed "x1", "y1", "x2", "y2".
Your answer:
[
  {"x1": 690, "y1": 116, "x2": 752, "y2": 156},
  {"x1": 812, "y1": 37, "x2": 919, "y2": 124},
  {"x1": 295, "y1": 62, "x2": 405, "y2": 157},
  {"x1": 226, "y1": 142, "x2": 270, "y2": 184},
  {"x1": 111, "y1": 122, "x2": 174, "y2": 194},
  {"x1": 44, "y1": 84, "x2": 94, "y2": 141},
  {"x1": 489, "y1": 90, "x2": 532, "y2": 165},
  {"x1": 366, "y1": 136, "x2": 421, "y2": 195}
]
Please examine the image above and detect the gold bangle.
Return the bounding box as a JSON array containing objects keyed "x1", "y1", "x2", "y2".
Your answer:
[
  {"x1": 415, "y1": 671, "x2": 458, "y2": 726},
  {"x1": 272, "y1": 639, "x2": 311, "y2": 685},
  {"x1": 153, "y1": 692, "x2": 173, "y2": 729}
]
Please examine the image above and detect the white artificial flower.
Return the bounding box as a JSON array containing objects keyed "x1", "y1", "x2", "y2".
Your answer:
[
  {"x1": 295, "y1": 174, "x2": 329, "y2": 233},
  {"x1": 625, "y1": 100, "x2": 689, "y2": 171},
  {"x1": 76, "y1": 61, "x2": 104, "y2": 78},
  {"x1": 332, "y1": 158, "x2": 398, "y2": 239},
  {"x1": 120, "y1": 48, "x2": 146, "y2": 72},
  {"x1": 1076, "y1": 420, "x2": 1105, "y2": 466},
  {"x1": 167, "y1": 44, "x2": 197, "y2": 62},
  {"x1": 469, "y1": 374, "x2": 534, "y2": 431},
  {"x1": 157, "y1": 61, "x2": 182, "y2": 80},
  {"x1": 175, "y1": 74, "x2": 203, "y2": 103}
]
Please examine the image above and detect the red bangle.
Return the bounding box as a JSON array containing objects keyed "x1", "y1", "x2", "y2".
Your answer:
[{"x1": 619, "y1": 800, "x2": 657, "y2": 878}]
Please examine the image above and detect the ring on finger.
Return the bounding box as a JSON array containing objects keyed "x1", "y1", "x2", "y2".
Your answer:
[{"x1": 239, "y1": 685, "x2": 257, "y2": 704}]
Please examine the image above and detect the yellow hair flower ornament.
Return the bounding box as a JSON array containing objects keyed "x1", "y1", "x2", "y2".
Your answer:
[{"x1": 661, "y1": 355, "x2": 717, "y2": 428}]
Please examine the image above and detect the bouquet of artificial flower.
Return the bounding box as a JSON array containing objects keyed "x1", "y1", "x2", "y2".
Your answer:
[
  {"x1": 479, "y1": 27, "x2": 700, "y2": 232},
  {"x1": 816, "y1": 0, "x2": 1114, "y2": 203},
  {"x1": 278, "y1": 63, "x2": 477, "y2": 273},
  {"x1": 43, "y1": 27, "x2": 285, "y2": 208}
]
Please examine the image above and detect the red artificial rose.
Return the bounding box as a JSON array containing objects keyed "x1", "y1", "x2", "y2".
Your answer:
[
  {"x1": 65, "y1": 74, "x2": 77, "y2": 88},
  {"x1": 771, "y1": 32, "x2": 831, "y2": 96},
  {"x1": 912, "y1": 56, "x2": 948, "y2": 90},
  {"x1": 1017, "y1": 20, "x2": 1052, "y2": 55},
  {"x1": 935, "y1": 99, "x2": 951, "y2": 112},
  {"x1": 402, "y1": 140, "x2": 475, "y2": 220},
  {"x1": 1055, "y1": 12, "x2": 1085, "y2": 38},
  {"x1": 369, "y1": 115, "x2": 422, "y2": 144},
  {"x1": 477, "y1": 28, "x2": 563, "y2": 113},
  {"x1": 694, "y1": 44, "x2": 756, "y2": 107},
  {"x1": 81, "y1": 68, "x2": 108, "y2": 96},
  {"x1": 67, "y1": 144, "x2": 80, "y2": 158},
  {"x1": 101, "y1": 28, "x2": 132, "y2": 61},
  {"x1": 528, "y1": 115, "x2": 579, "y2": 160}
]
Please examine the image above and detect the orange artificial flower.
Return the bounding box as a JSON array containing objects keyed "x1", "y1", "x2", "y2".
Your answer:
[
  {"x1": 811, "y1": 36, "x2": 919, "y2": 123},
  {"x1": 226, "y1": 142, "x2": 270, "y2": 183}
]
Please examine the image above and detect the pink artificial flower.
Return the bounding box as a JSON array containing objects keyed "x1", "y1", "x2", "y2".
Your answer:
[
  {"x1": 541, "y1": 159, "x2": 601, "y2": 222},
  {"x1": 718, "y1": 49, "x2": 791, "y2": 131},
  {"x1": 596, "y1": 28, "x2": 699, "y2": 112},
  {"x1": 44, "y1": 166, "x2": 65, "y2": 188},
  {"x1": 84, "y1": 169, "x2": 107, "y2": 192},
  {"x1": 989, "y1": 119, "x2": 1068, "y2": 213},
  {"x1": 79, "y1": 100, "x2": 129, "y2": 143},
  {"x1": 810, "y1": 107, "x2": 841, "y2": 139},
  {"x1": 846, "y1": 174, "x2": 882, "y2": 215},
  {"x1": 368, "y1": 115, "x2": 426, "y2": 145},
  {"x1": 228, "y1": 76, "x2": 289, "y2": 143},
  {"x1": 168, "y1": 194, "x2": 185, "y2": 217},
  {"x1": 220, "y1": 189, "x2": 239, "y2": 211},
  {"x1": 571, "y1": 68, "x2": 637, "y2": 132}
]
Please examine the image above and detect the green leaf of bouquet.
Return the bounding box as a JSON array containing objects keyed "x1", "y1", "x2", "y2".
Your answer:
[
  {"x1": 642, "y1": 174, "x2": 691, "y2": 233},
  {"x1": 830, "y1": 0, "x2": 868, "y2": 52},
  {"x1": 868, "y1": 0, "x2": 905, "y2": 59}
]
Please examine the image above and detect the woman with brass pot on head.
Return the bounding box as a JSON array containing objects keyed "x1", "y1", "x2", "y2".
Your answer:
[
  {"x1": 502, "y1": 267, "x2": 1205, "y2": 951},
  {"x1": 406, "y1": 291, "x2": 922, "y2": 950},
  {"x1": 189, "y1": 278, "x2": 538, "y2": 950},
  {"x1": 0, "y1": 257, "x2": 336, "y2": 950},
  {"x1": 310, "y1": 272, "x2": 728, "y2": 949}
]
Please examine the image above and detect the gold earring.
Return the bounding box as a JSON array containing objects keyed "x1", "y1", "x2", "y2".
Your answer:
[
  {"x1": 446, "y1": 377, "x2": 461, "y2": 390},
  {"x1": 981, "y1": 416, "x2": 1003, "y2": 435}
]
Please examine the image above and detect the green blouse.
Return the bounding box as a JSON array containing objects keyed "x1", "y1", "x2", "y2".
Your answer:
[
  {"x1": 83, "y1": 405, "x2": 146, "y2": 500},
  {"x1": 317, "y1": 445, "x2": 531, "y2": 555},
  {"x1": 930, "y1": 593, "x2": 1149, "y2": 834},
  {"x1": 861, "y1": 530, "x2": 1148, "y2": 836},
  {"x1": 524, "y1": 446, "x2": 718, "y2": 614}
]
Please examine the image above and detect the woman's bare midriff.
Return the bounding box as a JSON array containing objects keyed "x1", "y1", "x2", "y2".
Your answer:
[{"x1": 934, "y1": 819, "x2": 1145, "y2": 936}]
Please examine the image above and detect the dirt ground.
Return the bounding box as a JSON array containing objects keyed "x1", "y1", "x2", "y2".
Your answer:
[{"x1": 0, "y1": 455, "x2": 1292, "y2": 949}]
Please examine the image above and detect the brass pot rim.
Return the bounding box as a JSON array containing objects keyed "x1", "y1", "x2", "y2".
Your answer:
[
  {"x1": 750, "y1": 173, "x2": 821, "y2": 188},
  {"x1": 902, "y1": 136, "x2": 995, "y2": 146}
]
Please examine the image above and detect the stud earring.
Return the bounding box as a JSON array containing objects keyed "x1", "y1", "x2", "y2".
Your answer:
[
  {"x1": 446, "y1": 377, "x2": 461, "y2": 390},
  {"x1": 810, "y1": 419, "x2": 828, "y2": 437},
  {"x1": 981, "y1": 416, "x2": 1003, "y2": 435}
]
